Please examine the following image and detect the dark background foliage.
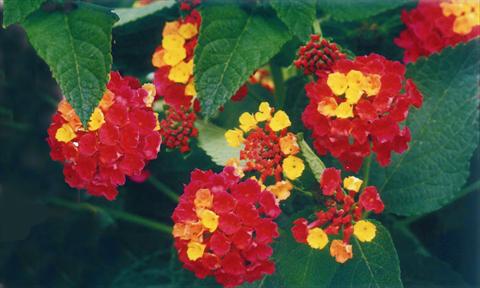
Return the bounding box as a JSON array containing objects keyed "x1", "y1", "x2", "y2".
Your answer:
[{"x1": 0, "y1": 2, "x2": 479, "y2": 287}]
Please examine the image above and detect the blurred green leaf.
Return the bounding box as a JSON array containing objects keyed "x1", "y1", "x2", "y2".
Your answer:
[
  {"x1": 319, "y1": 0, "x2": 408, "y2": 22},
  {"x1": 390, "y1": 223, "x2": 468, "y2": 287},
  {"x1": 194, "y1": 4, "x2": 291, "y2": 116},
  {"x1": 270, "y1": 0, "x2": 316, "y2": 41},
  {"x1": 3, "y1": 0, "x2": 46, "y2": 27},
  {"x1": 22, "y1": 3, "x2": 118, "y2": 126},
  {"x1": 196, "y1": 121, "x2": 241, "y2": 166},
  {"x1": 376, "y1": 39, "x2": 480, "y2": 216},
  {"x1": 283, "y1": 76, "x2": 308, "y2": 132}
]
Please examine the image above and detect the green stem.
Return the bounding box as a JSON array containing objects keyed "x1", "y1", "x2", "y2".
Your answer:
[
  {"x1": 362, "y1": 153, "x2": 373, "y2": 187},
  {"x1": 269, "y1": 63, "x2": 286, "y2": 109},
  {"x1": 48, "y1": 197, "x2": 172, "y2": 234},
  {"x1": 313, "y1": 18, "x2": 322, "y2": 37},
  {"x1": 293, "y1": 184, "x2": 314, "y2": 198},
  {"x1": 148, "y1": 176, "x2": 179, "y2": 203},
  {"x1": 0, "y1": 121, "x2": 30, "y2": 131},
  {"x1": 456, "y1": 179, "x2": 480, "y2": 200}
]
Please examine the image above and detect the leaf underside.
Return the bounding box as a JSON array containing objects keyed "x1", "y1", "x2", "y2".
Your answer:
[
  {"x1": 23, "y1": 3, "x2": 118, "y2": 126},
  {"x1": 194, "y1": 4, "x2": 291, "y2": 116}
]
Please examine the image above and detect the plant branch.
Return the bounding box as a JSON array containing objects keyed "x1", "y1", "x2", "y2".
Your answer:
[
  {"x1": 48, "y1": 197, "x2": 172, "y2": 235},
  {"x1": 269, "y1": 63, "x2": 286, "y2": 109},
  {"x1": 313, "y1": 18, "x2": 322, "y2": 37},
  {"x1": 148, "y1": 176, "x2": 179, "y2": 203},
  {"x1": 362, "y1": 153, "x2": 373, "y2": 188}
]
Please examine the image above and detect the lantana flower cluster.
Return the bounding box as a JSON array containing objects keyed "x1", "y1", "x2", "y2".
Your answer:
[
  {"x1": 172, "y1": 167, "x2": 280, "y2": 287},
  {"x1": 152, "y1": 9, "x2": 200, "y2": 109},
  {"x1": 47, "y1": 72, "x2": 161, "y2": 200},
  {"x1": 294, "y1": 35, "x2": 346, "y2": 76},
  {"x1": 225, "y1": 102, "x2": 305, "y2": 182},
  {"x1": 292, "y1": 168, "x2": 384, "y2": 263},
  {"x1": 302, "y1": 53, "x2": 423, "y2": 172},
  {"x1": 395, "y1": 0, "x2": 480, "y2": 63}
]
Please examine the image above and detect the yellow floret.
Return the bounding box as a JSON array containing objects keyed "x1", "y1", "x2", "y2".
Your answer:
[
  {"x1": 269, "y1": 110, "x2": 291, "y2": 132},
  {"x1": 55, "y1": 123, "x2": 77, "y2": 143},
  {"x1": 307, "y1": 227, "x2": 329, "y2": 250},
  {"x1": 335, "y1": 102, "x2": 354, "y2": 119},
  {"x1": 354, "y1": 220, "x2": 377, "y2": 242},
  {"x1": 178, "y1": 23, "x2": 198, "y2": 39},
  {"x1": 327, "y1": 72, "x2": 347, "y2": 95},
  {"x1": 255, "y1": 102, "x2": 272, "y2": 122},
  {"x1": 168, "y1": 61, "x2": 192, "y2": 84},
  {"x1": 88, "y1": 108, "x2": 105, "y2": 131},
  {"x1": 225, "y1": 128, "x2": 244, "y2": 147},
  {"x1": 187, "y1": 241, "x2": 206, "y2": 261},
  {"x1": 343, "y1": 176, "x2": 363, "y2": 192},
  {"x1": 239, "y1": 112, "x2": 257, "y2": 132},
  {"x1": 197, "y1": 209, "x2": 219, "y2": 232},
  {"x1": 282, "y1": 155, "x2": 305, "y2": 180},
  {"x1": 163, "y1": 48, "x2": 187, "y2": 67},
  {"x1": 162, "y1": 21, "x2": 180, "y2": 37},
  {"x1": 185, "y1": 79, "x2": 197, "y2": 97},
  {"x1": 162, "y1": 34, "x2": 185, "y2": 51},
  {"x1": 317, "y1": 97, "x2": 338, "y2": 117}
]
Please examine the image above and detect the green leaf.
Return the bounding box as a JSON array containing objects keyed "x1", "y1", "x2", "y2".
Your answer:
[
  {"x1": 329, "y1": 221, "x2": 402, "y2": 287},
  {"x1": 319, "y1": 0, "x2": 408, "y2": 22},
  {"x1": 376, "y1": 40, "x2": 480, "y2": 216},
  {"x1": 22, "y1": 3, "x2": 118, "y2": 126},
  {"x1": 113, "y1": 0, "x2": 176, "y2": 29},
  {"x1": 196, "y1": 121, "x2": 241, "y2": 166},
  {"x1": 270, "y1": 0, "x2": 316, "y2": 41},
  {"x1": 3, "y1": 0, "x2": 46, "y2": 27},
  {"x1": 299, "y1": 137, "x2": 325, "y2": 182},
  {"x1": 264, "y1": 220, "x2": 401, "y2": 287},
  {"x1": 194, "y1": 5, "x2": 291, "y2": 116}
]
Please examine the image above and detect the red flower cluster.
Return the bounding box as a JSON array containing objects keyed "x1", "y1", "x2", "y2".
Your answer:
[
  {"x1": 302, "y1": 53, "x2": 423, "y2": 172},
  {"x1": 395, "y1": 0, "x2": 480, "y2": 63},
  {"x1": 47, "y1": 72, "x2": 161, "y2": 200},
  {"x1": 292, "y1": 168, "x2": 384, "y2": 263},
  {"x1": 172, "y1": 167, "x2": 280, "y2": 287},
  {"x1": 160, "y1": 105, "x2": 198, "y2": 153},
  {"x1": 294, "y1": 35, "x2": 346, "y2": 76}
]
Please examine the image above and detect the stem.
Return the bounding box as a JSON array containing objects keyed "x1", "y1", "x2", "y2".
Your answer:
[
  {"x1": 293, "y1": 184, "x2": 314, "y2": 198},
  {"x1": 362, "y1": 153, "x2": 373, "y2": 187},
  {"x1": 269, "y1": 63, "x2": 286, "y2": 109},
  {"x1": 48, "y1": 197, "x2": 172, "y2": 234},
  {"x1": 148, "y1": 176, "x2": 179, "y2": 203},
  {"x1": 0, "y1": 121, "x2": 30, "y2": 131},
  {"x1": 456, "y1": 179, "x2": 480, "y2": 200},
  {"x1": 313, "y1": 18, "x2": 322, "y2": 37}
]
